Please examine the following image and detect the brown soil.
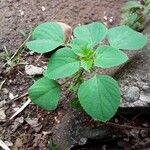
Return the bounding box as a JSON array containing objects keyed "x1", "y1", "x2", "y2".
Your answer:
[
  {"x1": 0, "y1": 0, "x2": 123, "y2": 52},
  {"x1": 2, "y1": 1, "x2": 149, "y2": 150}
]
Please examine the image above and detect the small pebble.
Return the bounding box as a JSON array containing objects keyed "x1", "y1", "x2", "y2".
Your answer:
[
  {"x1": 25, "y1": 65, "x2": 44, "y2": 76},
  {"x1": 140, "y1": 130, "x2": 148, "y2": 138},
  {"x1": 142, "y1": 85, "x2": 150, "y2": 91},
  {"x1": 123, "y1": 86, "x2": 140, "y2": 102},
  {"x1": 78, "y1": 138, "x2": 87, "y2": 145},
  {"x1": 109, "y1": 18, "x2": 113, "y2": 23},
  {"x1": 19, "y1": 10, "x2": 24, "y2": 16},
  {"x1": 41, "y1": 6, "x2": 46, "y2": 11},
  {"x1": 103, "y1": 16, "x2": 107, "y2": 21}
]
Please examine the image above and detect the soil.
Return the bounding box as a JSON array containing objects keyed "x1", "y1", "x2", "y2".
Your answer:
[{"x1": 0, "y1": 0, "x2": 150, "y2": 150}]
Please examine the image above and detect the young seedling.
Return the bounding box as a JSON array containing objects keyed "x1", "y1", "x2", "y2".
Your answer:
[
  {"x1": 26, "y1": 21, "x2": 147, "y2": 122},
  {"x1": 1, "y1": 31, "x2": 31, "y2": 72},
  {"x1": 121, "y1": 0, "x2": 150, "y2": 31}
]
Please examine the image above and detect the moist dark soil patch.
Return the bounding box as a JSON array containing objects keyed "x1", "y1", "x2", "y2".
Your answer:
[{"x1": 1, "y1": 0, "x2": 150, "y2": 150}]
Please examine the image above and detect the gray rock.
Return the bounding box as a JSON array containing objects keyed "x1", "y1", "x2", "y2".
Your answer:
[
  {"x1": 78, "y1": 138, "x2": 87, "y2": 145},
  {"x1": 140, "y1": 92, "x2": 150, "y2": 104},
  {"x1": 123, "y1": 86, "x2": 140, "y2": 102},
  {"x1": 25, "y1": 65, "x2": 44, "y2": 76},
  {"x1": 140, "y1": 130, "x2": 148, "y2": 138},
  {"x1": 142, "y1": 85, "x2": 150, "y2": 91}
]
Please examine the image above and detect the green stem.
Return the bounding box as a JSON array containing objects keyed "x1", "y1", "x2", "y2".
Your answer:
[{"x1": 69, "y1": 69, "x2": 84, "y2": 92}]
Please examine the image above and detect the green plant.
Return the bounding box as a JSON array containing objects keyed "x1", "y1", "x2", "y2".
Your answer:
[
  {"x1": 1, "y1": 31, "x2": 31, "y2": 72},
  {"x1": 26, "y1": 22, "x2": 147, "y2": 122},
  {"x1": 48, "y1": 139, "x2": 57, "y2": 150},
  {"x1": 121, "y1": 0, "x2": 150, "y2": 31}
]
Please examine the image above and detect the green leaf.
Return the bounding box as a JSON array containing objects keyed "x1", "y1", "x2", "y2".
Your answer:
[
  {"x1": 81, "y1": 58, "x2": 93, "y2": 70},
  {"x1": 28, "y1": 77, "x2": 60, "y2": 111},
  {"x1": 70, "y1": 39, "x2": 93, "y2": 57},
  {"x1": 32, "y1": 22, "x2": 64, "y2": 42},
  {"x1": 45, "y1": 47, "x2": 80, "y2": 79},
  {"x1": 107, "y1": 25, "x2": 147, "y2": 50},
  {"x1": 26, "y1": 39, "x2": 62, "y2": 53},
  {"x1": 74, "y1": 22, "x2": 107, "y2": 47},
  {"x1": 26, "y1": 22, "x2": 65, "y2": 53},
  {"x1": 48, "y1": 139, "x2": 57, "y2": 150},
  {"x1": 94, "y1": 45, "x2": 128, "y2": 68},
  {"x1": 122, "y1": 1, "x2": 143, "y2": 11},
  {"x1": 78, "y1": 75, "x2": 121, "y2": 122}
]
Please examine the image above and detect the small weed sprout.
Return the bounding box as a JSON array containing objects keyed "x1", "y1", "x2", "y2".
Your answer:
[
  {"x1": 26, "y1": 22, "x2": 147, "y2": 122},
  {"x1": 121, "y1": 0, "x2": 150, "y2": 31}
]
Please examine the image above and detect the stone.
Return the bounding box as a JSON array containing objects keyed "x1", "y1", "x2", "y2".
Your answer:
[
  {"x1": 139, "y1": 92, "x2": 150, "y2": 104},
  {"x1": 78, "y1": 138, "x2": 87, "y2": 145},
  {"x1": 123, "y1": 86, "x2": 140, "y2": 102},
  {"x1": 140, "y1": 130, "x2": 148, "y2": 138},
  {"x1": 0, "y1": 108, "x2": 6, "y2": 122},
  {"x1": 25, "y1": 65, "x2": 44, "y2": 76},
  {"x1": 142, "y1": 85, "x2": 150, "y2": 91}
]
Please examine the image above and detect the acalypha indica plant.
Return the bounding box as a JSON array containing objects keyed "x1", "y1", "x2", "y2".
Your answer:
[{"x1": 26, "y1": 22, "x2": 147, "y2": 122}]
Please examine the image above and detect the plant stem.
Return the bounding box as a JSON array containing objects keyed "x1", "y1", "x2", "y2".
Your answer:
[{"x1": 69, "y1": 69, "x2": 84, "y2": 92}]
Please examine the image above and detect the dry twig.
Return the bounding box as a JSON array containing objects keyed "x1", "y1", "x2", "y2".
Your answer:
[
  {"x1": 9, "y1": 98, "x2": 31, "y2": 120},
  {"x1": 106, "y1": 122, "x2": 150, "y2": 131},
  {"x1": 0, "y1": 140, "x2": 11, "y2": 150}
]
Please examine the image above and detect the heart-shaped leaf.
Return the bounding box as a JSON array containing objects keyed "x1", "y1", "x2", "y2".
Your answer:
[
  {"x1": 107, "y1": 25, "x2": 147, "y2": 50},
  {"x1": 26, "y1": 39, "x2": 62, "y2": 53},
  {"x1": 45, "y1": 47, "x2": 80, "y2": 79},
  {"x1": 94, "y1": 45, "x2": 128, "y2": 68},
  {"x1": 74, "y1": 22, "x2": 107, "y2": 47},
  {"x1": 32, "y1": 22, "x2": 64, "y2": 41},
  {"x1": 26, "y1": 22, "x2": 64, "y2": 53},
  {"x1": 78, "y1": 75, "x2": 121, "y2": 122},
  {"x1": 28, "y1": 77, "x2": 61, "y2": 111}
]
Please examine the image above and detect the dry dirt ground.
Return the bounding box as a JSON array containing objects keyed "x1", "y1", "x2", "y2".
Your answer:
[{"x1": 1, "y1": 0, "x2": 150, "y2": 150}]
